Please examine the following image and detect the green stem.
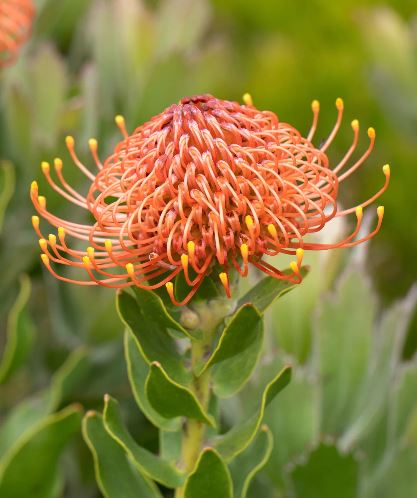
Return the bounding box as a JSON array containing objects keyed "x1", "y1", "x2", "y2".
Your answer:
[{"x1": 175, "y1": 336, "x2": 212, "y2": 498}]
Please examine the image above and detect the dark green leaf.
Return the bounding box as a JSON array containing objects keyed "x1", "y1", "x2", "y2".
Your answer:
[
  {"x1": 289, "y1": 443, "x2": 359, "y2": 498},
  {"x1": 214, "y1": 366, "x2": 291, "y2": 460},
  {"x1": 103, "y1": 395, "x2": 184, "y2": 488},
  {"x1": 0, "y1": 275, "x2": 34, "y2": 385},
  {"x1": 0, "y1": 405, "x2": 82, "y2": 498},
  {"x1": 82, "y1": 412, "x2": 162, "y2": 498},
  {"x1": 146, "y1": 362, "x2": 215, "y2": 426},
  {"x1": 196, "y1": 304, "x2": 262, "y2": 376},
  {"x1": 229, "y1": 425, "x2": 274, "y2": 498},
  {"x1": 238, "y1": 267, "x2": 309, "y2": 314},
  {"x1": 117, "y1": 289, "x2": 191, "y2": 385},
  {"x1": 0, "y1": 161, "x2": 15, "y2": 233},
  {"x1": 124, "y1": 331, "x2": 180, "y2": 431},
  {"x1": 184, "y1": 448, "x2": 233, "y2": 498}
]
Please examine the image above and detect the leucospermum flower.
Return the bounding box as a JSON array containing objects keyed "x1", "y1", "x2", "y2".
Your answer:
[
  {"x1": 31, "y1": 94, "x2": 389, "y2": 305},
  {"x1": 0, "y1": 0, "x2": 34, "y2": 67}
]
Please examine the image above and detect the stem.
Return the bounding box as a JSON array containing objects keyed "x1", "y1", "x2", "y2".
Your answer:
[
  {"x1": 175, "y1": 336, "x2": 212, "y2": 498},
  {"x1": 175, "y1": 297, "x2": 233, "y2": 497}
]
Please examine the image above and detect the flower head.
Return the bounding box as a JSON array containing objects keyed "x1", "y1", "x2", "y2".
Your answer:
[
  {"x1": 31, "y1": 94, "x2": 389, "y2": 305},
  {"x1": 0, "y1": 0, "x2": 34, "y2": 67}
]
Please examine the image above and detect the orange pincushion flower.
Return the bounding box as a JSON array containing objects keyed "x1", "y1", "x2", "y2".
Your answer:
[
  {"x1": 31, "y1": 94, "x2": 389, "y2": 305},
  {"x1": 0, "y1": 0, "x2": 34, "y2": 67}
]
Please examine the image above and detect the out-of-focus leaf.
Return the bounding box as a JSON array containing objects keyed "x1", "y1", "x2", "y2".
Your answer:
[
  {"x1": 183, "y1": 448, "x2": 233, "y2": 498},
  {"x1": 124, "y1": 331, "x2": 180, "y2": 431},
  {"x1": 213, "y1": 366, "x2": 291, "y2": 460},
  {"x1": 29, "y1": 44, "x2": 68, "y2": 148},
  {"x1": 0, "y1": 348, "x2": 88, "y2": 458},
  {"x1": 0, "y1": 275, "x2": 34, "y2": 384},
  {"x1": 229, "y1": 425, "x2": 274, "y2": 498},
  {"x1": 315, "y1": 270, "x2": 375, "y2": 434},
  {"x1": 264, "y1": 368, "x2": 319, "y2": 487},
  {"x1": 82, "y1": 412, "x2": 163, "y2": 498},
  {"x1": 117, "y1": 289, "x2": 191, "y2": 385},
  {"x1": 196, "y1": 304, "x2": 262, "y2": 376},
  {"x1": 154, "y1": 0, "x2": 210, "y2": 57},
  {"x1": 238, "y1": 267, "x2": 309, "y2": 314},
  {"x1": 0, "y1": 405, "x2": 82, "y2": 498},
  {"x1": 145, "y1": 362, "x2": 215, "y2": 426},
  {"x1": 289, "y1": 443, "x2": 359, "y2": 498},
  {"x1": 0, "y1": 161, "x2": 15, "y2": 233},
  {"x1": 103, "y1": 395, "x2": 184, "y2": 488}
]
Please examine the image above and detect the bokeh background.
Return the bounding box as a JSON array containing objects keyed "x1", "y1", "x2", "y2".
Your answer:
[{"x1": 0, "y1": 0, "x2": 417, "y2": 497}]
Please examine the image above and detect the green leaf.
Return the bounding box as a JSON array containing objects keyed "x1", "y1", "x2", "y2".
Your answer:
[
  {"x1": 213, "y1": 366, "x2": 291, "y2": 460},
  {"x1": 0, "y1": 161, "x2": 15, "y2": 233},
  {"x1": 0, "y1": 348, "x2": 89, "y2": 458},
  {"x1": 229, "y1": 425, "x2": 274, "y2": 498},
  {"x1": 0, "y1": 275, "x2": 34, "y2": 385},
  {"x1": 0, "y1": 405, "x2": 82, "y2": 498},
  {"x1": 103, "y1": 395, "x2": 184, "y2": 488},
  {"x1": 184, "y1": 448, "x2": 233, "y2": 498},
  {"x1": 289, "y1": 443, "x2": 359, "y2": 498},
  {"x1": 131, "y1": 286, "x2": 192, "y2": 338},
  {"x1": 196, "y1": 304, "x2": 262, "y2": 376},
  {"x1": 82, "y1": 412, "x2": 162, "y2": 498},
  {"x1": 315, "y1": 270, "x2": 376, "y2": 435},
  {"x1": 238, "y1": 267, "x2": 309, "y2": 313},
  {"x1": 212, "y1": 326, "x2": 264, "y2": 398},
  {"x1": 117, "y1": 289, "x2": 191, "y2": 385},
  {"x1": 124, "y1": 331, "x2": 180, "y2": 431},
  {"x1": 159, "y1": 429, "x2": 182, "y2": 464},
  {"x1": 146, "y1": 362, "x2": 215, "y2": 427}
]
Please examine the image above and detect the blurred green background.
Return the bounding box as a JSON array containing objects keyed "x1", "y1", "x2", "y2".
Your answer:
[{"x1": 0, "y1": 0, "x2": 417, "y2": 497}]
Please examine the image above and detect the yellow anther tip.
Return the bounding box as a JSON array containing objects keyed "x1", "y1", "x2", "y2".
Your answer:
[
  {"x1": 53, "y1": 158, "x2": 63, "y2": 170},
  {"x1": 351, "y1": 119, "x2": 359, "y2": 130},
  {"x1": 335, "y1": 97, "x2": 344, "y2": 110},
  {"x1": 58, "y1": 227, "x2": 65, "y2": 238},
  {"x1": 367, "y1": 127, "x2": 376, "y2": 139},
  {"x1": 187, "y1": 240, "x2": 195, "y2": 252},
  {"x1": 290, "y1": 261, "x2": 299, "y2": 273},
  {"x1": 377, "y1": 206, "x2": 384, "y2": 217},
  {"x1": 38, "y1": 196, "x2": 46, "y2": 208},
  {"x1": 87, "y1": 247, "x2": 95, "y2": 257},
  {"x1": 115, "y1": 115, "x2": 125, "y2": 126},
  {"x1": 240, "y1": 243, "x2": 249, "y2": 257},
  {"x1": 40, "y1": 254, "x2": 49, "y2": 265},
  {"x1": 88, "y1": 138, "x2": 98, "y2": 149},
  {"x1": 65, "y1": 135, "x2": 74, "y2": 147},
  {"x1": 126, "y1": 263, "x2": 135, "y2": 276},
  {"x1": 296, "y1": 248, "x2": 304, "y2": 258},
  {"x1": 383, "y1": 164, "x2": 390, "y2": 176},
  {"x1": 48, "y1": 234, "x2": 56, "y2": 245},
  {"x1": 104, "y1": 239, "x2": 112, "y2": 251},
  {"x1": 219, "y1": 272, "x2": 228, "y2": 285},
  {"x1": 242, "y1": 93, "x2": 253, "y2": 106},
  {"x1": 39, "y1": 238, "x2": 47, "y2": 250},
  {"x1": 41, "y1": 161, "x2": 50, "y2": 173},
  {"x1": 165, "y1": 282, "x2": 174, "y2": 292},
  {"x1": 82, "y1": 256, "x2": 91, "y2": 266},
  {"x1": 355, "y1": 206, "x2": 363, "y2": 218},
  {"x1": 31, "y1": 181, "x2": 38, "y2": 192},
  {"x1": 245, "y1": 215, "x2": 254, "y2": 228},
  {"x1": 267, "y1": 224, "x2": 277, "y2": 237},
  {"x1": 32, "y1": 215, "x2": 39, "y2": 227},
  {"x1": 181, "y1": 253, "x2": 189, "y2": 266},
  {"x1": 311, "y1": 99, "x2": 320, "y2": 112}
]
